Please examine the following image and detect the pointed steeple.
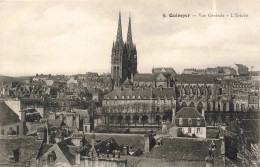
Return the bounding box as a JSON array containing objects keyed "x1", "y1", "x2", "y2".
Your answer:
[
  {"x1": 127, "y1": 13, "x2": 133, "y2": 45},
  {"x1": 116, "y1": 11, "x2": 123, "y2": 44}
]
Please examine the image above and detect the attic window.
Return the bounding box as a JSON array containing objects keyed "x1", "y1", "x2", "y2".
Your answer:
[
  {"x1": 188, "y1": 118, "x2": 192, "y2": 125},
  {"x1": 197, "y1": 118, "x2": 201, "y2": 126},
  {"x1": 179, "y1": 117, "x2": 183, "y2": 126}
]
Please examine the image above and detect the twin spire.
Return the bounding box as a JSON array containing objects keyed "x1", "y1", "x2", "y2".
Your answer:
[{"x1": 115, "y1": 11, "x2": 133, "y2": 46}]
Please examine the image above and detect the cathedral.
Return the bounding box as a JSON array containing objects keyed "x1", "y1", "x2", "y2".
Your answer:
[{"x1": 111, "y1": 12, "x2": 137, "y2": 88}]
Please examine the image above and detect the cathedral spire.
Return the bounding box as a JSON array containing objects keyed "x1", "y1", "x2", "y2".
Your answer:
[
  {"x1": 127, "y1": 13, "x2": 133, "y2": 45},
  {"x1": 116, "y1": 11, "x2": 123, "y2": 44}
]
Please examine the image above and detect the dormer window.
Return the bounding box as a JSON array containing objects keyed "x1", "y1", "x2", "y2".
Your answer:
[
  {"x1": 179, "y1": 117, "x2": 183, "y2": 126},
  {"x1": 188, "y1": 118, "x2": 192, "y2": 125},
  {"x1": 197, "y1": 118, "x2": 201, "y2": 126}
]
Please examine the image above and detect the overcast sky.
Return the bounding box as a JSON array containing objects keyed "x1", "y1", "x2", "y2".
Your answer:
[{"x1": 0, "y1": 0, "x2": 259, "y2": 76}]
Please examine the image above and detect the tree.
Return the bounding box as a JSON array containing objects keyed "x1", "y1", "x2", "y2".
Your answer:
[
  {"x1": 117, "y1": 115, "x2": 123, "y2": 127},
  {"x1": 141, "y1": 115, "x2": 149, "y2": 127},
  {"x1": 125, "y1": 115, "x2": 131, "y2": 127},
  {"x1": 156, "y1": 115, "x2": 161, "y2": 126},
  {"x1": 109, "y1": 115, "x2": 115, "y2": 124},
  {"x1": 133, "y1": 115, "x2": 139, "y2": 126}
]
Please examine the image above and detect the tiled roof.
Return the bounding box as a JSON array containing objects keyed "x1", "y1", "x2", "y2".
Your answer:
[
  {"x1": 0, "y1": 101, "x2": 20, "y2": 126},
  {"x1": 175, "y1": 74, "x2": 217, "y2": 83},
  {"x1": 176, "y1": 107, "x2": 203, "y2": 118},
  {"x1": 104, "y1": 88, "x2": 176, "y2": 99}
]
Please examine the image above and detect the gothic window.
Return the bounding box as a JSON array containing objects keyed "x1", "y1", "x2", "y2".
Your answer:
[
  {"x1": 218, "y1": 103, "x2": 221, "y2": 112},
  {"x1": 207, "y1": 103, "x2": 211, "y2": 111},
  {"x1": 241, "y1": 104, "x2": 245, "y2": 112},
  {"x1": 178, "y1": 85, "x2": 181, "y2": 94},
  {"x1": 189, "y1": 102, "x2": 195, "y2": 107},
  {"x1": 197, "y1": 102, "x2": 203, "y2": 113},
  {"x1": 223, "y1": 103, "x2": 226, "y2": 112},
  {"x1": 236, "y1": 103, "x2": 239, "y2": 111},
  {"x1": 192, "y1": 86, "x2": 197, "y2": 94},
  {"x1": 200, "y1": 86, "x2": 205, "y2": 95},
  {"x1": 185, "y1": 86, "x2": 189, "y2": 95},
  {"x1": 179, "y1": 117, "x2": 183, "y2": 126},
  {"x1": 208, "y1": 86, "x2": 212, "y2": 95},
  {"x1": 181, "y1": 102, "x2": 187, "y2": 108}
]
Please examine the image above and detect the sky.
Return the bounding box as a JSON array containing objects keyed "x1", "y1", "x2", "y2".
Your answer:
[{"x1": 0, "y1": 0, "x2": 259, "y2": 76}]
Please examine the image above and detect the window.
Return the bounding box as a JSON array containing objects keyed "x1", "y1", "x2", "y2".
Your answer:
[
  {"x1": 179, "y1": 118, "x2": 183, "y2": 126},
  {"x1": 197, "y1": 118, "x2": 201, "y2": 126},
  {"x1": 1, "y1": 129, "x2": 4, "y2": 135},
  {"x1": 197, "y1": 128, "x2": 201, "y2": 134},
  {"x1": 188, "y1": 128, "x2": 191, "y2": 133},
  {"x1": 188, "y1": 118, "x2": 192, "y2": 125}
]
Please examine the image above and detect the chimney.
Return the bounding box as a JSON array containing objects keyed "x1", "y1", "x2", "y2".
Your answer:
[
  {"x1": 144, "y1": 133, "x2": 151, "y2": 155},
  {"x1": 13, "y1": 147, "x2": 19, "y2": 163},
  {"x1": 172, "y1": 108, "x2": 176, "y2": 123},
  {"x1": 123, "y1": 146, "x2": 129, "y2": 155},
  {"x1": 131, "y1": 73, "x2": 134, "y2": 83},
  {"x1": 45, "y1": 120, "x2": 50, "y2": 144}
]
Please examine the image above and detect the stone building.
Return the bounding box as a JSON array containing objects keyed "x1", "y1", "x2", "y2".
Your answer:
[
  {"x1": 174, "y1": 74, "x2": 230, "y2": 113},
  {"x1": 102, "y1": 87, "x2": 176, "y2": 127},
  {"x1": 231, "y1": 64, "x2": 249, "y2": 76},
  {"x1": 111, "y1": 12, "x2": 137, "y2": 88}
]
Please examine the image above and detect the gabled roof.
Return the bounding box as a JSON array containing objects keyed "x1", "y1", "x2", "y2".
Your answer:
[
  {"x1": 122, "y1": 77, "x2": 133, "y2": 86},
  {"x1": 176, "y1": 107, "x2": 203, "y2": 118},
  {"x1": 153, "y1": 67, "x2": 176, "y2": 74},
  {"x1": 147, "y1": 137, "x2": 222, "y2": 162},
  {"x1": 0, "y1": 101, "x2": 20, "y2": 126},
  {"x1": 235, "y1": 64, "x2": 248, "y2": 69}
]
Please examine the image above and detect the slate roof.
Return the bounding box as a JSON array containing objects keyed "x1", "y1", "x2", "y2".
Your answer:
[
  {"x1": 84, "y1": 133, "x2": 145, "y2": 153},
  {"x1": 153, "y1": 67, "x2": 176, "y2": 74},
  {"x1": 0, "y1": 136, "x2": 42, "y2": 166},
  {"x1": 122, "y1": 77, "x2": 133, "y2": 86},
  {"x1": 133, "y1": 73, "x2": 157, "y2": 82},
  {"x1": 73, "y1": 109, "x2": 90, "y2": 120},
  {"x1": 235, "y1": 64, "x2": 248, "y2": 70},
  {"x1": 176, "y1": 107, "x2": 203, "y2": 119},
  {"x1": 0, "y1": 101, "x2": 20, "y2": 126},
  {"x1": 104, "y1": 88, "x2": 176, "y2": 99},
  {"x1": 147, "y1": 137, "x2": 222, "y2": 162},
  {"x1": 175, "y1": 74, "x2": 217, "y2": 83},
  {"x1": 175, "y1": 108, "x2": 205, "y2": 127}
]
